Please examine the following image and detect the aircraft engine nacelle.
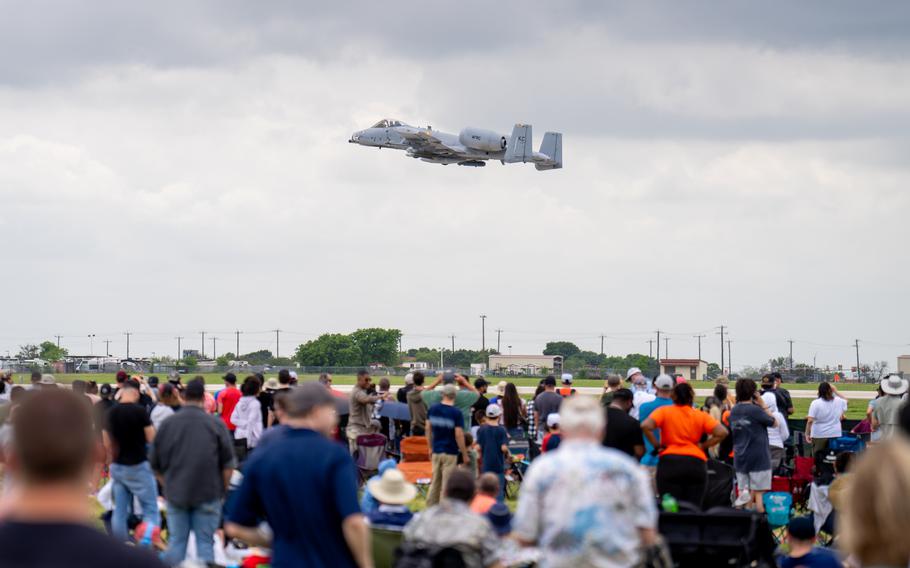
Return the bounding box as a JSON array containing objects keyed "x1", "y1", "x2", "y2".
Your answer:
[{"x1": 458, "y1": 128, "x2": 507, "y2": 152}]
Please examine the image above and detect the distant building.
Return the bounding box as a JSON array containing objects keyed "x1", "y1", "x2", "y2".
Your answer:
[
  {"x1": 660, "y1": 359, "x2": 709, "y2": 382},
  {"x1": 488, "y1": 355, "x2": 563, "y2": 376},
  {"x1": 182, "y1": 349, "x2": 201, "y2": 360},
  {"x1": 470, "y1": 363, "x2": 487, "y2": 376},
  {"x1": 399, "y1": 361, "x2": 429, "y2": 370},
  {"x1": 898, "y1": 355, "x2": 910, "y2": 377}
]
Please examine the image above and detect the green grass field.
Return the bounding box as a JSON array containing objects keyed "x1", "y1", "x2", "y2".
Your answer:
[{"x1": 18, "y1": 372, "x2": 873, "y2": 419}]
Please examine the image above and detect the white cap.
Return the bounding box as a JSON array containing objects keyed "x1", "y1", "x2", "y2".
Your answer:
[
  {"x1": 654, "y1": 374, "x2": 674, "y2": 390},
  {"x1": 289, "y1": 371, "x2": 298, "y2": 379},
  {"x1": 485, "y1": 404, "x2": 503, "y2": 418},
  {"x1": 561, "y1": 373, "x2": 573, "y2": 384},
  {"x1": 404, "y1": 373, "x2": 414, "y2": 385},
  {"x1": 626, "y1": 367, "x2": 643, "y2": 380},
  {"x1": 547, "y1": 413, "x2": 561, "y2": 428}
]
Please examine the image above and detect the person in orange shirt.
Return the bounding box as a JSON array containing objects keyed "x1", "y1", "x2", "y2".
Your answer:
[
  {"x1": 642, "y1": 383, "x2": 728, "y2": 509},
  {"x1": 470, "y1": 473, "x2": 500, "y2": 514}
]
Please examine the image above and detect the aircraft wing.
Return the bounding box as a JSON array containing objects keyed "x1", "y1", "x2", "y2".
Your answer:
[{"x1": 395, "y1": 128, "x2": 461, "y2": 157}]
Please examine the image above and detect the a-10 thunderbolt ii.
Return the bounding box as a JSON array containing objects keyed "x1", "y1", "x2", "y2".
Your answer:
[{"x1": 349, "y1": 119, "x2": 562, "y2": 170}]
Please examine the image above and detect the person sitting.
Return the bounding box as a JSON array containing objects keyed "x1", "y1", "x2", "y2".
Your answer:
[
  {"x1": 470, "y1": 473, "x2": 500, "y2": 514},
  {"x1": 360, "y1": 458, "x2": 398, "y2": 514},
  {"x1": 366, "y1": 469, "x2": 417, "y2": 528},
  {"x1": 402, "y1": 468, "x2": 502, "y2": 568},
  {"x1": 542, "y1": 413, "x2": 561, "y2": 452},
  {"x1": 779, "y1": 516, "x2": 842, "y2": 568}
]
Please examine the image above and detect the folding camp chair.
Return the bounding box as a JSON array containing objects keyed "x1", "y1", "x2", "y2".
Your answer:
[
  {"x1": 356, "y1": 433, "x2": 390, "y2": 485},
  {"x1": 763, "y1": 491, "x2": 793, "y2": 545},
  {"x1": 397, "y1": 436, "x2": 433, "y2": 497},
  {"x1": 371, "y1": 526, "x2": 405, "y2": 568},
  {"x1": 504, "y1": 438, "x2": 531, "y2": 499}
]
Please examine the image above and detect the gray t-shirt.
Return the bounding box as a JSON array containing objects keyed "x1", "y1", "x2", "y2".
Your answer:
[
  {"x1": 729, "y1": 403, "x2": 775, "y2": 474},
  {"x1": 534, "y1": 391, "x2": 563, "y2": 430},
  {"x1": 873, "y1": 395, "x2": 904, "y2": 439}
]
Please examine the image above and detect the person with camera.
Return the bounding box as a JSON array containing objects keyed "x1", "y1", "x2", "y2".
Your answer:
[
  {"x1": 347, "y1": 369, "x2": 386, "y2": 454},
  {"x1": 421, "y1": 372, "x2": 480, "y2": 431}
]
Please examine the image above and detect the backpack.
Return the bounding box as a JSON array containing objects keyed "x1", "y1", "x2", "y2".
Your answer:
[{"x1": 394, "y1": 542, "x2": 467, "y2": 568}]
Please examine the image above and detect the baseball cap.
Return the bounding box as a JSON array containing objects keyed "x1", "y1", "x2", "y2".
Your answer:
[
  {"x1": 761, "y1": 375, "x2": 774, "y2": 387},
  {"x1": 486, "y1": 503, "x2": 513, "y2": 536},
  {"x1": 474, "y1": 377, "x2": 489, "y2": 389},
  {"x1": 485, "y1": 404, "x2": 503, "y2": 418},
  {"x1": 148, "y1": 376, "x2": 159, "y2": 388},
  {"x1": 626, "y1": 367, "x2": 643, "y2": 380},
  {"x1": 100, "y1": 383, "x2": 113, "y2": 396},
  {"x1": 115, "y1": 370, "x2": 128, "y2": 382},
  {"x1": 788, "y1": 516, "x2": 815, "y2": 541},
  {"x1": 289, "y1": 371, "x2": 298, "y2": 380},
  {"x1": 168, "y1": 371, "x2": 181, "y2": 383},
  {"x1": 561, "y1": 373, "x2": 573, "y2": 384},
  {"x1": 654, "y1": 374, "x2": 674, "y2": 391},
  {"x1": 39, "y1": 374, "x2": 56, "y2": 385},
  {"x1": 404, "y1": 373, "x2": 414, "y2": 385},
  {"x1": 547, "y1": 413, "x2": 560, "y2": 428}
]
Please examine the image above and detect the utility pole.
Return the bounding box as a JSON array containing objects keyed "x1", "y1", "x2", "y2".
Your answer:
[
  {"x1": 124, "y1": 332, "x2": 132, "y2": 359},
  {"x1": 664, "y1": 337, "x2": 670, "y2": 359},
  {"x1": 718, "y1": 325, "x2": 726, "y2": 374},
  {"x1": 103, "y1": 340, "x2": 111, "y2": 356},
  {"x1": 200, "y1": 331, "x2": 206, "y2": 359},
  {"x1": 480, "y1": 315, "x2": 487, "y2": 351},
  {"x1": 55, "y1": 335, "x2": 63, "y2": 348},
  {"x1": 656, "y1": 330, "x2": 661, "y2": 366},
  {"x1": 274, "y1": 329, "x2": 281, "y2": 359},
  {"x1": 788, "y1": 339, "x2": 794, "y2": 373},
  {"x1": 450, "y1": 335, "x2": 456, "y2": 352},
  {"x1": 855, "y1": 339, "x2": 861, "y2": 382},
  {"x1": 727, "y1": 339, "x2": 732, "y2": 374},
  {"x1": 87, "y1": 334, "x2": 95, "y2": 355},
  {"x1": 439, "y1": 347, "x2": 444, "y2": 368},
  {"x1": 694, "y1": 334, "x2": 706, "y2": 361},
  {"x1": 235, "y1": 330, "x2": 242, "y2": 357},
  {"x1": 647, "y1": 340, "x2": 654, "y2": 359},
  {"x1": 496, "y1": 329, "x2": 502, "y2": 353},
  {"x1": 600, "y1": 335, "x2": 605, "y2": 355},
  {"x1": 175, "y1": 336, "x2": 183, "y2": 361},
  {"x1": 211, "y1": 337, "x2": 218, "y2": 360}
]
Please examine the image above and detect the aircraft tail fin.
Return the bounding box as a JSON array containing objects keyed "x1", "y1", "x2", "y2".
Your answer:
[
  {"x1": 535, "y1": 132, "x2": 562, "y2": 170},
  {"x1": 504, "y1": 124, "x2": 532, "y2": 163}
]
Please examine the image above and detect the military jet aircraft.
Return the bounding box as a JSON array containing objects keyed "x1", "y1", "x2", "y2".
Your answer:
[{"x1": 349, "y1": 119, "x2": 562, "y2": 170}]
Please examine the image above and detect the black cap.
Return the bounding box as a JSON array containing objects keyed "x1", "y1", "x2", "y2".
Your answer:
[
  {"x1": 788, "y1": 516, "x2": 815, "y2": 540},
  {"x1": 474, "y1": 378, "x2": 489, "y2": 389},
  {"x1": 148, "y1": 376, "x2": 159, "y2": 387},
  {"x1": 100, "y1": 384, "x2": 113, "y2": 396}
]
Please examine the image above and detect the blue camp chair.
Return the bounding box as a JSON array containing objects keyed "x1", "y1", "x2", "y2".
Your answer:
[{"x1": 763, "y1": 491, "x2": 793, "y2": 544}]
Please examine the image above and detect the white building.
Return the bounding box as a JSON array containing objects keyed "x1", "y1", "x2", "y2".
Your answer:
[{"x1": 488, "y1": 355, "x2": 563, "y2": 376}]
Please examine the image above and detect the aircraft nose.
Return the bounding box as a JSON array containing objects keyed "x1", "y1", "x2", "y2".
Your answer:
[{"x1": 349, "y1": 130, "x2": 363, "y2": 143}]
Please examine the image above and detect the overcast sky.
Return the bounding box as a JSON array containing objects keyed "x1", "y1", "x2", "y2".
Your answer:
[{"x1": 2, "y1": 1, "x2": 908, "y2": 370}]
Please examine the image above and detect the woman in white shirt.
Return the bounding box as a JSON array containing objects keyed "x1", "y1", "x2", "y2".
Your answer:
[
  {"x1": 230, "y1": 376, "x2": 264, "y2": 462},
  {"x1": 761, "y1": 392, "x2": 790, "y2": 470},
  {"x1": 805, "y1": 382, "x2": 848, "y2": 457},
  {"x1": 150, "y1": 383, "x2": 182, "y2": 430}
]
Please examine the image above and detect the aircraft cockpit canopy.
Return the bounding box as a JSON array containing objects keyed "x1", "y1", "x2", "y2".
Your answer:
[{"x1": 371, "y1": 119, "x2": 404, "y2": 128}]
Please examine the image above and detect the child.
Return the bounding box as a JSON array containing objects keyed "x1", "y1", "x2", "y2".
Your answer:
[
  {"x1": 476, "y1": 404, "x2": 510, "y2": 500},
  {"x1": 463, "y1": 432, "x2": 479, "y2": 477},
  {"x1": 779, "y1": 516, "x2": 841, "y2": 568},
  {"x1": 542, "y1": 413, "x2": 561, "y2": 452}
]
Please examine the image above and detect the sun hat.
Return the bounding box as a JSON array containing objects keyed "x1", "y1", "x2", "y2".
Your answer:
[
  {"x1": 547, "y1": 413, "x2": 560, "y2": 428},
  {"x1": 497, "y1": 380, "x2": 508, "y2": 394},
  {"x1": 486, "y1": 503, "x2": 513, "y2": 536},
  {"x1": 561, "y1": 373, "x2": 573, "y2": 384},
  {"x1": 654, "y1": 374, "x2": 674, "y2": 391},
  {"x1": 485, "y1": 404, "x2": 503, "y2": 418},
  {"x1": 626, "y1": 367, "x2": 643, "y2": 381},
  {"x1": 39, "y1": 374, "x2": 56, "y2": 385},
  {"x1": 881, "y1": 374, "x2": 909, "y2": 396},
  {"x1": 264, "y1": 377, "x2": 280, "y2": 390},
  {"x1": 367, "y1": 468, "x2": 418, "y2": 505}
]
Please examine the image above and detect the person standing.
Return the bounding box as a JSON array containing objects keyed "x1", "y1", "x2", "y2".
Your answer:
[
  {"x1": 102, "y1": 379, "x2": 160, "y2": 542},
  {"x1": 348, "y1": 369, "x2": 383, "y2": 453},
  {"x1": 425, "y1": 384, "x2": 469, "y2": 507},
  {"x1": 217, "y1": 372, "x2": 242, "y2": 435},
  {"x1": 872, "y1": 374, "x2": 908, "y2": 440},
  {"x1": 421, "y1": 373, "x2": 480, "y2": 430},
  {"x1": 231, "y1": 375, "x2": 264, "y2": 463},
  {"x1": 533, "y1": 376, "x2": 562, "y2": 445},
  {"x1": 396, "y1": 373, "x2": 415, "y2": 437},
  {"x1": 150, "y1": 383, "x2": 182, "y2": 431},
  {"x1": 406, "y1": 372, "x2": 428, "y2": 436},
  {"x1": 637, "y1": 374, "x2": 675, "y2": 471},
  {"x1": 728, "y1": 379, "x2": 776, "y2": 512},
  {"x1": 226, "y1": 383, "x2": 371, "y2": 568},
  {"x1": 476, "y1": 404, "x2": 510, "y2": 500},
  {"x1": 805, "y1": 382, "x2": 848, "y2": 458},
  {"x1": 628, "y1": 368, "x2": 656, "y2": 420},
  {"x1": 470, "y1": 378, "x2": 491, "y2": 428},
  {"x1": 513, "y1": 396, "x2": 658, "y2": 567},
  {"x1": 602, "y1": 389, "x2": 645, "y2": 459},
  {"x1": 0, "y1": 389, "x2": 166, "y2": 567},
  {"x1": 771, "y1": 372, "x2": 795, "y2": 417},
  {"x1": 600, "y1": 374, "x2": 623, "y2": 407},
  {"x1": 500, "y1": 382, "x2": 528, "y2": 440},
  {"x1": 150, "y1": 380, "x2": 235, "y2": 566},
  {"x1": 761, "y1": 392, "x2": 789, "y2": 470},
  {"x1": 642, "y1": 383, "x2": 727, "y2": 508}
]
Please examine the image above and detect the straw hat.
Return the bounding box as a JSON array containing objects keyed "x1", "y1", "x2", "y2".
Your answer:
[
  {"x1": 264, "y1": 378, "x2": 280, "y2": 390},
  {"x1": 881, "y1": 374, "x2": 909, "y2": 396},
  {"x1": 367, "y1": 468, "x2": 417, "y2": 505}
]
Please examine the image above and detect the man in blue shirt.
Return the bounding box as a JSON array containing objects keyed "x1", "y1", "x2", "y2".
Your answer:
[
  {"x1": 638, "y1": 374, "x2": 675, "y2": 469},
  {"x1": 226, "y1": 383, "x2": 371, "y2": 568},
  {"x1": 476, "y1": 404, "x2": 510, "y2": 501},
  {"x1": 426, "y1": 384, "x2": 468, "y2": 506},
  {"x1": 779, "y1": 516, "x2": 842, "y2": 568}
]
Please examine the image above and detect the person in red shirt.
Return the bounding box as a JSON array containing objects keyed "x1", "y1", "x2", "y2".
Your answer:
[{"x1": 217, "y1": 373, "x2": 241, "y2": 432}]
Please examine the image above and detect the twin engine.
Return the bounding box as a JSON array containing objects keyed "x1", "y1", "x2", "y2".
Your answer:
[{"x1": 458, "y1": 127, "x2": 507, "y2": 153}]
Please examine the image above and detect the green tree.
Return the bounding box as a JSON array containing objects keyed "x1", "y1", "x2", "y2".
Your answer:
[
  {"x1": 707, "y1": 362, "x2": 721, "y2": 379},
  {"x1": 215, "y1": 355, "x2": 231, "y2": 367},
  {"x1": 295, "y1": 334, "x2": 363, "y2": 366},
  {"x1": 39, "y1": 341, "x2": 68, "y2": 362},
  {"x1": 18, "y1": 344, "x2": 39, "y2": 359},
  {"x1": 238, "y1": 350, "x2": 274, "y2": 365},
  {"x1": 543, "y1": 341, "x2": 581, "y2": 359},
  {"x1": 350, "y1": 328, "x2": 401, "y2": 366},
  {"x1": 182, "y1": 356, "x2": 198, "y2": 371}
]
